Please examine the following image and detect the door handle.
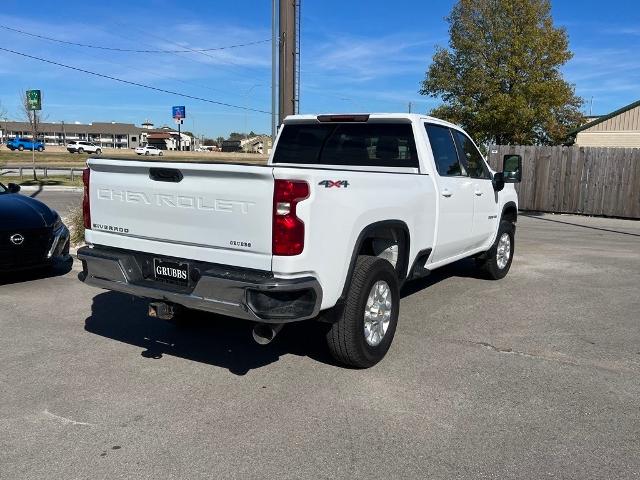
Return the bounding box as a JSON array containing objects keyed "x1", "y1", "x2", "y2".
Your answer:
[
  {"x1": 441, "y1": 189, "x2": 453, "y2": 198},
  {"x1": 474, "y1": 190, "x2": 483, "y2": 196}
]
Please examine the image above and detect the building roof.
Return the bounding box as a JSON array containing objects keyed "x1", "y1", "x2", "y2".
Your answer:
[
  {"x1": 2, "y1": 120, "x2": 144, "y2": 134},
  {"x1": 147, "y1": 132, "x2": 171, "y2": 139},
  {"x1": 569, "y1": 99, "x2": 640, "y2": 135}
]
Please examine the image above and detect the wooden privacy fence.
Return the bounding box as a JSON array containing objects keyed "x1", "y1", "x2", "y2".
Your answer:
[{"x1": 487, "y1": 145, "x2": 640, "y2": 219}]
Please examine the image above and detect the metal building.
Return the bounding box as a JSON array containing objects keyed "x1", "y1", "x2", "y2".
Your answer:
[{"x1": 571, "y1": 100, "x2": 640, "y2": 147}]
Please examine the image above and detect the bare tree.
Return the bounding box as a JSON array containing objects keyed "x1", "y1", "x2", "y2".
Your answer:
[{"x1": 20, "y1": 90, "x2": 45, "y2": 180}]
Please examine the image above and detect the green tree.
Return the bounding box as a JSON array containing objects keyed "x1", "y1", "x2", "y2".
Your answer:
[{"x1": 420, "y1": 0, "x2": 584, "y2": 145}]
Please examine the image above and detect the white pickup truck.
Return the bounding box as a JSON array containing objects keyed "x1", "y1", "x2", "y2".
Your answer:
[{"x1": 78, "y1": 113, "x2": 521, "y2": 368}]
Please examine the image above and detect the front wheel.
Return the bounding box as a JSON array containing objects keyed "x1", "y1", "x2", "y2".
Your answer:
[
  {"x1": 37, "y1": 146, "x2": 43, "y2": 152},
  {"x1": 477, "y1": 220, "x2": 515, "y2": 280},
  {"x1": 159, "y1": 151, "x2": 163, "y2": 156},
  {"x1": 18, "y1": 145, "x2": 24, "y2": 151},
  {"x1": 95, "y1": 149, "x2": 102, "y2": 155},
  {"x1": 145, "y1": 151, "x2": 149, "y2": 156},
  {"x1": 326, "y1": 256, "x2": 399, "y2": 368},
  {"x1": 78, "y1": 148, "x2": 84, "y2": 153}
]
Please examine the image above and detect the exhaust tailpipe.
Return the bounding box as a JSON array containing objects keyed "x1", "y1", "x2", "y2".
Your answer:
[{"x1": 252, "y1": 323, "x2": 284, "y2": 345}]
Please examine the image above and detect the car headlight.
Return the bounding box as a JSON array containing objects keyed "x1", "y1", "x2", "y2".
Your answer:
[{"x1": 52, "y1": 213, "x2": 64, "y2": 231}]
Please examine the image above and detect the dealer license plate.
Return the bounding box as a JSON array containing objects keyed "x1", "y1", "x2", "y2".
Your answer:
[{"x1": 153, "y1": 258, "x2": 190, "y2": 286}]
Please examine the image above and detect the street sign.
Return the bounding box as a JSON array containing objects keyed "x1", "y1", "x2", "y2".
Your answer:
[
  {"x1": 174, "y1": 118, "x2": 184, "y2": 125},
  {"x1": 26, "y1": 90, "x2": 41, "y2": 111},
  {"x1": 172, "y1": 106, "x2": 186, "y2": 120}
]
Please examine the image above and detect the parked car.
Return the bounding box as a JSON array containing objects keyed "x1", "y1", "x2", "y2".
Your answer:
[
  {"x1": 6, "y1": 137, "x2": 45, "y2": 152},
  {"x1": 0, "y1": 182, "x2": 70, "y2": 271},
  {"x1": 67, "y1": 141, "x2": 102, "y2": 154},
  {"x1": 135, "y1": 145, "x2": 163, "y2": 156},
  {"x1": 78, "y1": 113, "x2": 521, "y2": 368}
]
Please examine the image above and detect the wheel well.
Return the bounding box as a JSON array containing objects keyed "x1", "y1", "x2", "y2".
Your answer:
[
  {"x1": 357, "y1": 225, "x2": 409, "y2": 280},
  {"x1": 502, "y1": 203, "x2": 517, "y2": 223}
]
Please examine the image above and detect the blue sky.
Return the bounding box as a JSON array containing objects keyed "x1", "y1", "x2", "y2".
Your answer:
[{"x1": 0, "y1": 0, "x2": 638, "y2": 138}]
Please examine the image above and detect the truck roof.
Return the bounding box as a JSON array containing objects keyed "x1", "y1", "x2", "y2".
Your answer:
[{"x1": 283, "y1": 113, "x2": 461, "y2": 130}]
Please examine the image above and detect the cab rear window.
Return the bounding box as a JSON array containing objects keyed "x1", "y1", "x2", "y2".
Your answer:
[{"x1": 273, "y1": 123, "x2": 419, "y2": 168}]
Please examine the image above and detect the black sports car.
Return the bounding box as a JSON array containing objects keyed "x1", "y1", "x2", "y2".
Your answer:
[{"x1": 0, "y1": 182, "x2": 70, "y2": 271}]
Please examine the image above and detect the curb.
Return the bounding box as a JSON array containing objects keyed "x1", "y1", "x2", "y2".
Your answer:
[{"x1": 18, "y1": 185, "x2": 83, "y2": 193}]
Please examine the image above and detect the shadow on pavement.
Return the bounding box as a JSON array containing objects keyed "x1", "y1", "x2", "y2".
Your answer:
[
  {"x1": 85, "y1": 258, "x2": 493, "y2": 374},
  {"x1": 0, "y1": 256, "x2": 73, "y2": 286},
  {"x1": 28, "y1": 183, "x2": 44, "y2": 198},
  {"x1": 401, "y1": 257, "x2": 488, "y2": 298},
  {"x1": 84, "y1": 291, "x2": 336, "y2": 375}
]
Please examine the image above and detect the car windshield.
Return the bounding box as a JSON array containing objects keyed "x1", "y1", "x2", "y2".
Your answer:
[{"x1": 0, "y1": 183, "x2": 7, "y2": 194}]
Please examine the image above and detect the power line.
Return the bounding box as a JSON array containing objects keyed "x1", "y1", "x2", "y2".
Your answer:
[
  {"x1": 112, "y1": 20, "x2": 261, "y2": 70},
  {"x1": 105, "y1": 20, "x2": 270, "y2": 85},
  {"x1": 0, "y1": 24, "x2": 270, "y2": 53},
  {"x1": 0, "y1": 47, "x2": 271, "y2": 114}
]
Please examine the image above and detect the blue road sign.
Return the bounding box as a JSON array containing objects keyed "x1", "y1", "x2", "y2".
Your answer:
[{"x1": 172, "y1": 106, "x2": 186, "y2": 119}]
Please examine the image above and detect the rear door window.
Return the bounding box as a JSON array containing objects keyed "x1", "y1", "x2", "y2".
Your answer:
[
  {"x1": 273, "y1": 123, "x2": 419, "y2": 168},
  {"x1": 424, "y1": 124, "x2": 463, "y2": 176}
]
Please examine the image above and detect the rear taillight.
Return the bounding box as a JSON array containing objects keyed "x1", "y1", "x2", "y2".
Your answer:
[
  {"x1": 272, "y1": 179, "x2": 309, "y2": 256},
  {"x1": 82, "y1": 167, "x2": 91, "y2": 229}
]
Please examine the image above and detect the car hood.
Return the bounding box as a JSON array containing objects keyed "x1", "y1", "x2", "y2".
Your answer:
[{"x1": 0, "y1": 194, "x2": 56, "y2": 230}]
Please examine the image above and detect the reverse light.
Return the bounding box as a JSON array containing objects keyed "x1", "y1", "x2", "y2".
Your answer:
[
  {"x1": 82, "y1": 167, "x2": 91, "y2": 229},
  {"x1": 272, "y1": 179, "x2": 309, "y2": 256}
]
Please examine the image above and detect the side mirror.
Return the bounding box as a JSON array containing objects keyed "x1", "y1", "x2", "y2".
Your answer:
[
  {"x1": 492, "y1": 172, "x2": 505, "y2": 192},
  {"x1": 503, "y1": 154, "x2": 522, "y2": 183},
  {"x1": 7, "y1": 183, "x2": 21, "y2": 193}
]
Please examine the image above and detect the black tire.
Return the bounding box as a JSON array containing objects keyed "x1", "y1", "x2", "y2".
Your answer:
[
  {"x1": 478, "y1": 220, "x2": 515, "y2": 280},
  {"x1": 159, "y1": 151, "x2": 163, "y2": 156},
  {"x1": 326, "y1": 256, "x2": 400, "y2": 368},
  {"x1": 18, "y1": 145, "x2": 24, "y2": 151},
  {"x1": 37, "y1": 146, "x2": 43, "y2": 152},
  {"x1": 78, "y1": 147, "x2": 84, "y2": 153},
  {"x1": 96, "y1": 149, "x2": 102, "y2": 155},
  {"x1": 145, "y1": 151, "x2": 149, "y2": 156}
]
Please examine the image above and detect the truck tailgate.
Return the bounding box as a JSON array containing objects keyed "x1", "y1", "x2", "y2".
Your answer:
[{"x1": 85, "y1": 159, "x2": 274, "y2": 270}]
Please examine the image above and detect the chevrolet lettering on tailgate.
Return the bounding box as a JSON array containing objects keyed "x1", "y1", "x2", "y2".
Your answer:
[{"x1": 97, "y1": 188, "x2": 255, "y2": 214}]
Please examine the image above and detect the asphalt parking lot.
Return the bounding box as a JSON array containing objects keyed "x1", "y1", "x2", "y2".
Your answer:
[
  {"x1": 19, "y1": 188, "x2": 82, "y2": 217},
  {"x1": 1, "y1": 212, "x2": 639, "y2": 479}
]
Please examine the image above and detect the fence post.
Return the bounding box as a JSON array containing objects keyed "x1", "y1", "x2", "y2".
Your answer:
[
  {"x1": 19, "y1": 167, "x2": 23, "y2": 179},
  {"x1": 44, "y1": 166, "x2": 48, "y2": 178},
  {"x1": 71, "y1": 168, "x2": 75, "y2": 182}
]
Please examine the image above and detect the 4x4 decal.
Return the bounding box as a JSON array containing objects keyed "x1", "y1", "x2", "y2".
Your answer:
[{"x1": 318, "y1": 180, "x2": 349, "y2": 188}]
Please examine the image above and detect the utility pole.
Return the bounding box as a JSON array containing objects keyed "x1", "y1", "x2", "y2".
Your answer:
[
  {"x1": 271, "y1": 0, "x2": 278, "y2": 141},
  {"x1": 278, "y1": 0, "x2": 297, "y2": 126}
]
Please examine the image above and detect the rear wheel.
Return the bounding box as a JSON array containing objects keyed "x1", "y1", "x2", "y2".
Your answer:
[
  {"x1": 78, "y1": 147, "x2": 84, "y2": 153},
  {"x1": 145, "y1": 151, "x2": 150, "y2": 156},
  {"x1": 477, "y1": 220, "x2": 515, "y2": 280},
  {"x1": 326, "y1": 256, "x2": 399, "y2": 368}
]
